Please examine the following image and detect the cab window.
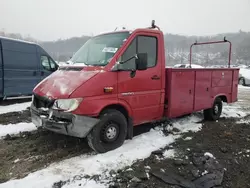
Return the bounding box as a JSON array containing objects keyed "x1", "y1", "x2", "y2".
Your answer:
[
  {"x1": 120, "y1": 35, "x2": 157, "y2": 70},
  {"x1": 120, "y1": 39, "x2": 136, "y2": 70}
]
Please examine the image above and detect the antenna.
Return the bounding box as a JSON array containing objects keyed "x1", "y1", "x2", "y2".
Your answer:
[
  {"x1": 148, "y1": 20, "x2": 161, "y2": 30},
  {"x1": 114, "y1": 27, "x2": 118, "y2": 31},
  {"x1": 151, "y1": 20, "x2": 156, "y2": 28}
]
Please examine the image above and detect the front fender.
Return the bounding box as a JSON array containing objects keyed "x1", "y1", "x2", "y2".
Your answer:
[{"x1": 73, "y1": 95, "x2": 133, "y2": 117}]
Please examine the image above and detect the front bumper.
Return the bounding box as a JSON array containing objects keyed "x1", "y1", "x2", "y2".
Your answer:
[{"x1": 30, "y1": 104, "x2": 99, "y2": 138}]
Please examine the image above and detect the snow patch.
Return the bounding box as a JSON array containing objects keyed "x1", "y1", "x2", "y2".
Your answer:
[
  {"x1": 238, "y1": 85, "x2": 250, "y2": 90},
  {"x1": 0, "y1": 129, "x2": 176, "y2": 188},
  {"x1": 125, "y1": 168, "x2": 133, "y2": 172},
  {"x1": 184, "y1": 137, "x2": 193, "y2": 141},
  {"x1": 163, "y1": 149, "x2": 176, "y2": 158},
  {"x1": 236, "y1": 119, "x2": 250, "y2": 124},
  {"x1": 0, "y1": 102, "x2": 31, "y2": 114},
  {"x1": 144, "y1": 166, "x2": 151, "y2": 170},
  {"x1": 222, "y1": 104, "x2": 248, "y2": 118},
  {"x1": 204, "y1": 152, "x2": 215, "y2": 159},
  {"x1": 0, "y1": 114, "x2": 209, "y2": 188},
  {"x1": 14, "y1": 159, "x2": 20, "y2": 163},
  {"x1": 0, "y1": 123, "x2": 36, "y2": 138},
  {"x1": 202, "y1": 170, "x2": 208, "y2": 176},
  {"x1": 171, "y1": 115, "x2": 202, "y2": 133}
]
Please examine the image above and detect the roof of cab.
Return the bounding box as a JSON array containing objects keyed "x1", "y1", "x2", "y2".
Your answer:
[
  {"x1": 97, "y1": 30, "x2": 132, "y2": 36},
  {"x1": 0, "y1": 36, "x2": 37, "y2": 45},
  {"x1": 96, "y1": 28, "x2": 162, "y2": 37}
]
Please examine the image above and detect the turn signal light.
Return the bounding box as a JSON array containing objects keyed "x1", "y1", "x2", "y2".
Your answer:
[{"x1": 104, "y1": 87, "x2": 114, "y2": 93}]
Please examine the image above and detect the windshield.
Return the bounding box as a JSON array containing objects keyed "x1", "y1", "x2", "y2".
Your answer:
[{"x1": 70, "y1": 32, "x2": 130, "y2": 66}]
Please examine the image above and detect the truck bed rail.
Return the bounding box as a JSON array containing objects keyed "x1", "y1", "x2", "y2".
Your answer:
[{"x1": 189, "y1": 37, "x2": 232, "y2": 68}]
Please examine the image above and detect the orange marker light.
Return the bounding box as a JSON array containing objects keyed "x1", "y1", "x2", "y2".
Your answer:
[{"x1": 104, "y1": 87, "x2": 113, "y2": 93}]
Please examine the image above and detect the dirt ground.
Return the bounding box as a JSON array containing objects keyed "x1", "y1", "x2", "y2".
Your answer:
[
  {"x1": 108, "y1": 117, "x2": 250, "y2": 188},
  {"x1": 0, "y1": 105, "x2": 91, "y2": 183},
  {"x1": 107, "y1": 88, "x2": 250, "y2": 188},
  {"x1": 0, "y1": 87, "x2": 250, "y2": 187},
  {"x1": 0, "y1": 129, "x2": 91, "y2": 183}
]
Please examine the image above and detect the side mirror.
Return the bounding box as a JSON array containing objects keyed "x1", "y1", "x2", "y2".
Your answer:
[
  {"x1": 51, "y1": 67, "x2": 58, "y2": 72},
  {"x1": 136, "y1": 53, "x2": 148, "y2": 71}
]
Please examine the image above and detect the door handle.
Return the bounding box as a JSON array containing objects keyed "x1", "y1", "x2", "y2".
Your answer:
[
  {"x1": 151, "y1": 75, "x2": 160, "y2": 80},
  {"x1": 41, "y1": 71, "x2": 44, "y2": 76}
]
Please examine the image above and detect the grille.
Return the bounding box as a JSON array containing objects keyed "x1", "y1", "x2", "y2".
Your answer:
[{"x1": 33, "y1": 94, "x2": 55, "y2": 109}]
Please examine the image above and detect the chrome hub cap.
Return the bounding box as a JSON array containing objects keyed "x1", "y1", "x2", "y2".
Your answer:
[
  {"x1": 214, "y1": 105, "x2": 219, "y2": 114},
  {"x1": 106, "y1": 126, "x2": 117, "y2": 140}
]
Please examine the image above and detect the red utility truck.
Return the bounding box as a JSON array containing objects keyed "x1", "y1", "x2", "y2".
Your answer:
[{"x1": 31, "y1": 21, "x2": 239, "y2": 153}]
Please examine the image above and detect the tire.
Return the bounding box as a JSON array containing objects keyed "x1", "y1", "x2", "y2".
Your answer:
[
  {"x1": 239, "y1": 77, "x2": 246, "y2": 86},
  {"x1": 87, "y1": 109, "x2": 127, "y2": 153},
  {"x1": 203, "y1": 97, "x2": 223, "y2": 121}
]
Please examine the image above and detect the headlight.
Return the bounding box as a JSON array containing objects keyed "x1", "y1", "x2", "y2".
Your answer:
[{"x1": 52, "y1": 98, "x2": 83, "y2": 112}]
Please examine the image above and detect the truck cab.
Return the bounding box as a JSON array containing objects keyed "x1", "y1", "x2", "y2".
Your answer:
[{"x1": 31, "y1": 22, "x2": 239, "y2": 153}]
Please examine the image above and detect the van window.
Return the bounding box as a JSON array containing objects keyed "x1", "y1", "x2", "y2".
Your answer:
[
  {"x1": 41, "y1": 56, "x2": 51, "y2": 71},
  {"x1": 49, "y1": 58, "x2": 57, "y2": 69},
  {"x1": 41, "y1": 56, "x2": 57, "y2": 71}
]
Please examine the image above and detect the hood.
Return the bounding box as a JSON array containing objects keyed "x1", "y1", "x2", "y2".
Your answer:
[{"x1": 33, "y1": 69, "x2": 99, "y2": 98}]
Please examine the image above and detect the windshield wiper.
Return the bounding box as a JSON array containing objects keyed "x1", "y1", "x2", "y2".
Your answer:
[
  {"x1": 67, "y1": 60, "x2": 75, "y2": 64},
  {"x1": 84, "y1": 60, "x2": 107, "y2": 66},
  {"x1": 74, "y1": 61, "x2": 88, "y2": 65}
]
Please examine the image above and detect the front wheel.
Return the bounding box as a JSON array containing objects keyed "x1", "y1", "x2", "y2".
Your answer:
[
  {"x1": 87, "y1": 109, "x2": 127, "y2": 153},
  {"x1": 203, "y1": 97, "x2": 222, "y2": 121}
]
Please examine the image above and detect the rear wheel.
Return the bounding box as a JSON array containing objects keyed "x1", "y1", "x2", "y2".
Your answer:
[
  {"x1": 239, "y1": 77, "x2": 246, "y2": 86},
  {"x1": 203, "y1": 97, "x2": 222, "y2": 121},
  {"x1": 87, "y1": 109, "x2": 127, "y2": 153}
]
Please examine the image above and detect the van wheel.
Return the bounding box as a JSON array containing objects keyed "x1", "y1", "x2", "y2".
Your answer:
[
  {"x1": 87, "y1": 109, "x2": 127, "y2": 153},
  {"x1": 239, "y1": 78, "x2": 245, "y2": 86},
  {"x1": 203, "y1": 98, "x2": 222, "y2": 121}
]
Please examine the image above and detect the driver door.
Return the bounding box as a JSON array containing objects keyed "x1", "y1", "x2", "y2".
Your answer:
[{"x1": 117, "y1": 34, "x2": 162, "y2": 125}]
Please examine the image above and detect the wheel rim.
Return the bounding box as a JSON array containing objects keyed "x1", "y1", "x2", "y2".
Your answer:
[
  {"x1": 214, "y1": 104, "x2": 219, "y2": 114},
  {"x1": 239, "y1": 79, "x2": 244, "y2": 85},
  {"x1": 101, "y1": 122, "x2": 119, "y2": 143},
  {"x1": 106, "y1": 126, "x2": 117, "y2": 140}
]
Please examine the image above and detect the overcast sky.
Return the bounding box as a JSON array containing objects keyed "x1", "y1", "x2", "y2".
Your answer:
[{"x1": 1, "y1": 0, "x2": 250, "y2": 41}]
